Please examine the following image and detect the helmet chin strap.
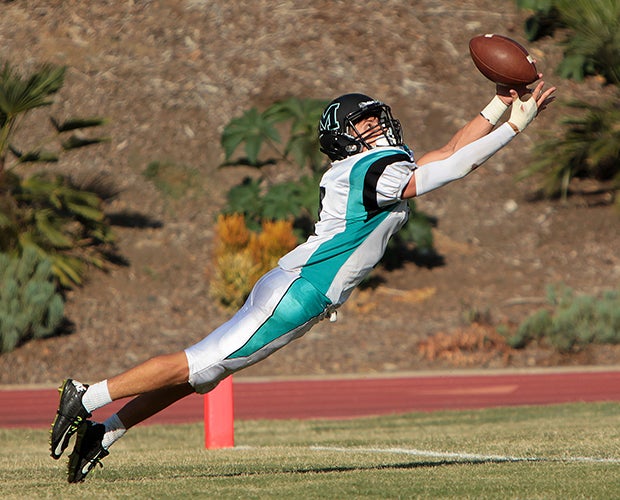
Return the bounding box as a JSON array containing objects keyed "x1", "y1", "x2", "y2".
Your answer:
[{"x1": 374, "y1": 135, "x2": 390, "y2": 147}]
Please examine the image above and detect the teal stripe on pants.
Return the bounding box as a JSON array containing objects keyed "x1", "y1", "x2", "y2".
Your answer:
[{"x1": 226, "y1": 277, "x2": 330, "y2": 359}]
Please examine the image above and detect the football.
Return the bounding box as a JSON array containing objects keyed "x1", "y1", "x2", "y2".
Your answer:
[{"x1": 469, "y1": 34, "x2": 538, "y2": 86}]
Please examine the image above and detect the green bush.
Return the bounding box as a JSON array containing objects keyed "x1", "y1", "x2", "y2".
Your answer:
[
  {"x1": 0, "y1": 248, "x2": 64, "y2": 353},
  {"x1": 507, "y1": 285, "x2": 620, "y2": 352},
  {"x1": 220, "y1": 98, "x2": 437, "y2": 257}
]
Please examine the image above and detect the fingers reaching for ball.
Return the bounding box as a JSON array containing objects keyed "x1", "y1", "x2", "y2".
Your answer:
[{"x1": 532, "y1": 80, "x2": 557, "y2": 113}]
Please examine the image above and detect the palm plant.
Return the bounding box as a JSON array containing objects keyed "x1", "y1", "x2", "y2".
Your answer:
[
  {"x1": 221, "y1": 96, "x2": 328, "y2": 172},
  {"x1": 517, "y1": 0, "x2": 620, "y2": 83},
  {"x1": 516, "y1": 0, "x2": 620, "y2": 201},
  {"x1": 554, "y1": 0, "x2": 620, "y2": 83},
  {"x1": 0, "y1": 61, "x2": 116, "y2": 287},
  {"x1": 519, "y1": 98, "x2": 620, "y2": 199}
]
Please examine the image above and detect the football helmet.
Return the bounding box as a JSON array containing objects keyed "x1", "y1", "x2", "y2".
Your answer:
[{"x1": 318, "y1": 93, "x2": 403, "y2": 161}]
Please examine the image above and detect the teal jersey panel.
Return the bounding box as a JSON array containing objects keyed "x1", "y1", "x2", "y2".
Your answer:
[
  {"x1": 227, "y1": 277, "x2": 329, "y2": 359},
  {"x1": 300, "y1": 150, "x2": 401, "y2": 295}
]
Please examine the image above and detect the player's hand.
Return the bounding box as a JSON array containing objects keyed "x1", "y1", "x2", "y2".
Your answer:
[
  {"x1": 496, "y1": 85, "x2": 525, "y2": 105},
  {"x1": 507, "y1": 80, "x2": 556, "y2": 132},
  {"x1": 495, "y1": 72, "x2": 544, "y2": 105},
  {"x1": 528, "y1": 80, "x2": 557, "y2": 114}
]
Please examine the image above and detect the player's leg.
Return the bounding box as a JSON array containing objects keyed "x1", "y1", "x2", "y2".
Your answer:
[
  {"x1": 62, "y1": 267, "x2": 331, "y2": 482},
  {"x1": 53, "y1": 268, "x2": 302, "y2": 461},
  {"x1": 185, "y1": 268, "x2": 331, "y2": 394},
  {"x1": 50, "y1": 351, "x2": 190, "y2": 460},
  {"x1": 106, "y1": 351, "x2": 190, "y2": 401}
]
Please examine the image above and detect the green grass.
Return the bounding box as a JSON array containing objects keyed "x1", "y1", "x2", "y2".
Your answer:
[{"x1": 1, "y1": 403, "x2": 619, "y2": 499}]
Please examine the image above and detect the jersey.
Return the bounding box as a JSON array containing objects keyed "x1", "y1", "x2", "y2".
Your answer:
[
  {"x1": 186, "y1": 146, "x2": 415, "y2": 393},
  {"x1": 279, "y1": 146, "x2": 416, "y2": 305}
]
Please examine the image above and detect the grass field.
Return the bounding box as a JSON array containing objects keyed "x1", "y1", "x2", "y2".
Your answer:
[{"x1": 1, "y1": 402, "x2": 619, "y2": 499}]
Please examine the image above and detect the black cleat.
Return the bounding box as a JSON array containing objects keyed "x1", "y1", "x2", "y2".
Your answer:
[
  {"x1": 67, "y1": 421, "x2": 109, "y2": 483},
  {"x1": 50, "y1": 379, "x2": 91, "y2": 460}
]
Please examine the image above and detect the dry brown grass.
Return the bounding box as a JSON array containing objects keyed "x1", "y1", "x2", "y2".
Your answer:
[{"x1": 418, "y1": 322, "x2": 514, "y2": 367}]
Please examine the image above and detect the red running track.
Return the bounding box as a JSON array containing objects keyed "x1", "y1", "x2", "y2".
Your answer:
[{"x1": 1, "y1": 370, "x2": 619, "y2": 429}]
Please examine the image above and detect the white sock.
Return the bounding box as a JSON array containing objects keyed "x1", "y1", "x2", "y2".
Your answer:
[
  {"x1": 82, "y1": 380, "x2": 112, "y2": 413},
  {"x1": 102, "y1": 413, "x2": 126, "y2": 450}
]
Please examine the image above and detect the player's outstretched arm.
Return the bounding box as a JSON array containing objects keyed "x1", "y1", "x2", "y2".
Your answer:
[
  {"x1": 415, "y1": 77, "x2": 555, "y2": 167},
  {"x1": 401, "y1": 81, "x2": 556, "y2": 199},
  {"x1": 415, "y1": 112, "x2": 493, "y2": 167}
]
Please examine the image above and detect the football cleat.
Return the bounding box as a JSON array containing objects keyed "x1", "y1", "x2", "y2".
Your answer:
[
  {"x1": 50, "y1": 379, "x2": 91, "y2": 460},
  {"x1": 67, "y1": 421, "x2": 109, "y2": 483}
]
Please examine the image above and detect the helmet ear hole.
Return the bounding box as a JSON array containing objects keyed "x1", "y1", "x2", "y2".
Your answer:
[{"x1": 319, "y1": 132, "x2": 362, "y2": 161}]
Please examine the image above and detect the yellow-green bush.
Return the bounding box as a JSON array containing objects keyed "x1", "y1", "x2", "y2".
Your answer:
[{"x1": 209, "y1": 214, "x2": 297, "y2": 308}]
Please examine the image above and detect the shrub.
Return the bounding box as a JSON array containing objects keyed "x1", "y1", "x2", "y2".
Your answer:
[
  {"x1": 0, "y1": 248, "x2": 64, "y2": 353},
  {"x1": 517, "y1": 0, "x2": 620, "y2": 84},
  {"x1": 209, "y1": 214, "x2": 297, "y2": 308},
  {"x1": 509, "y1": 309, "x2": 552, "y2": 348},
  {"x1": 507, "y1": 285, "x2": 620, "y2": 352},
  {"x1": 247, "y1": 219, "x2": 299, "y2": 272},
  {"x1": 0, "y1": 170, "x2": 119, "y2": 287},
  {"x1": 418, "y1": 323, "x2": 513, "y2": 367}
]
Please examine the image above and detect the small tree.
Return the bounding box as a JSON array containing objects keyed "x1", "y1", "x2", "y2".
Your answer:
[{"x1": 0, "y1": 61, "x2": 118, "y2": 287}]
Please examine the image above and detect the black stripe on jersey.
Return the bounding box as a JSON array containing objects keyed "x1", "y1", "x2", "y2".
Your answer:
[{"x1": 363, "y1": 152, "x2": 411, "y2": 219}]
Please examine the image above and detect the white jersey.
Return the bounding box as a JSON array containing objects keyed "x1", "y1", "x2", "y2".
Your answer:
[{"x1": 279, "y1": 146, "x2": 415, "y2": 305}]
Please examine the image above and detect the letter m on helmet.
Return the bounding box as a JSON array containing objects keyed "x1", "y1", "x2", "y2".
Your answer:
[{"x1": 319, "y1": 102, "x2": 340, "y2": 132}]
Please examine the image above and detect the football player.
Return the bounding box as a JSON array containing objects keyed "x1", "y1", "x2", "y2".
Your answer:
[{"x1": 51, "y1": 81, "x2": 555, "y2": 482}]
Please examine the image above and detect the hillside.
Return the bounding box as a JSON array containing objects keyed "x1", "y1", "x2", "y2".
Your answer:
[{"x1": 1, "y1": 0, "x2": 619, "y2": 385}]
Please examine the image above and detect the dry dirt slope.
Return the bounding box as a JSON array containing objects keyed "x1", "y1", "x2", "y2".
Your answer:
[{"x1": 0, "y1": 0, "x2": 619, "y2": 385}]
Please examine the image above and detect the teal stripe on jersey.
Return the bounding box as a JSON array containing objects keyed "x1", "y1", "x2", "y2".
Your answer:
[
  {"x1": 300, "y1": 149, "x2": 401, "y2": 295},
  {"x1": 226, "y1": 277, "x2": 329, "y2": 359}
]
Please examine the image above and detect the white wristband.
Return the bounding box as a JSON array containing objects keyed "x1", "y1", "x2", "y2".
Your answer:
[{"x1": 480, "y1": 95, "x2": 509, "y2": 126}]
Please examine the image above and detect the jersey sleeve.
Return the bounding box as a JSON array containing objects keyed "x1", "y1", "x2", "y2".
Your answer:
[
  {"x1": 375, "y1": 160, "x2": 416, "y2": 206},
  {"x1": 362, "y1": 150, "x2": 416, "y2": 210}
]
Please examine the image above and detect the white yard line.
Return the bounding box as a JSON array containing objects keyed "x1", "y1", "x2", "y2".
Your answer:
[{"x1": 310, "y1": 446, "x2": 620, "y2": 464}]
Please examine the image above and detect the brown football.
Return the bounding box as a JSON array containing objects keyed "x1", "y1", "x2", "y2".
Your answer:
[{"x1": 469, "y1": 34, "x2": 538, "y2": 86}]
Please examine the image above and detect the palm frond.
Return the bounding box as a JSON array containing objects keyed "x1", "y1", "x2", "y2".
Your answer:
[
  {"x1": 50, "y1": 116, "x2": 107, "y2": 132},
  {"x1": 519, "y1": 95, "x2": 620, "y2": 197},
  {"x1": 0, "y1": 62, "x2": 65, "y2": 116}
]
